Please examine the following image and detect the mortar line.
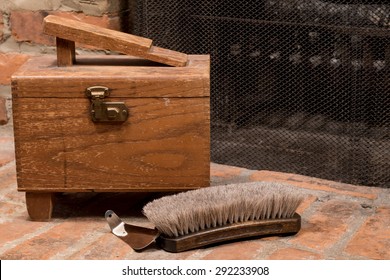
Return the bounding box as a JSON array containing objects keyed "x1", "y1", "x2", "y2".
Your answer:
[
  {"x1": 0, "y1": 222, "x2": 59, "y2": 257},
  {"x1": 50, "y1": 228, "x2": 107, "y2": 260},
  {"x1": 253, "y1": 240, "x2": 281, "y2": 259},
  {"x1": 0, "y1": 199, "x2": 25, "y2": 208},
  {"x1": 322, "y1": 208, "x2": 375, "y2": 259},
  {"x1": 184, "y1": 247, "x2": 214, "y2": 260},
  {"x1": 328, "y1": 210, "x2": 368, "y2": 259},
  {"x1": 0, "y1": 160, "x2": 16, "y2": 173},
  {"x1": 280, "y1": 240, "x2": 324, "y2": 257}
]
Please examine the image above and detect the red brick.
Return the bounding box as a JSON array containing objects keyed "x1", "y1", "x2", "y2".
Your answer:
[
  {"x1": 210, "y1": 163, "x2": 245, "y2": 178},
  {"x1": 345, "y1": 207, "x2": 390, "y2": 259},
  {"x1": 0, "y1": 98, "x2": 7, "y2": 124},
  {"x1": 1, "y1": 219, "x2": 105, "y2": 259},
  {"x1": 291, "y1": 200, "x2": 361, "y2": 251},
  {"x1": 10, "y1": 11, "x2": 52, "y2": 45},
  {"x1": 10, "y1": 11, "x2": 120, "y2": 46},
  {"x1": 69, "y1": 233, "x2": 131, "y2": 260},
  {"x1": 0, "y1": 52, "x2": 30, "y2": 85},
  {"x1": 0, "y1": 219, "x2": 49, "y2": 249},
  {"x1": 250, "y1": 171, "x2": 378, "y2": 200},
  {"x1": 268, "y1": 248, "x2": 322, "y2": 260},
  {"x1": 202, "y1": 241, "x2": 263, "y2": 260}
]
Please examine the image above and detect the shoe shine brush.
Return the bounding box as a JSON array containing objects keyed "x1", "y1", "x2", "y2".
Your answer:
[{"x1": 105, "y1": 182, "x2": 304, "y2": 253}]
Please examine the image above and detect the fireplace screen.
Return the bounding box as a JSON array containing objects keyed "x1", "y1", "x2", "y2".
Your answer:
[{"x1": 132, "y1": 0, "x2": 390, "y2": 187}]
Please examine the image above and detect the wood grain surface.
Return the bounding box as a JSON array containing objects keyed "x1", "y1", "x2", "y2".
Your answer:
[
  {"x1": 12, "y1": 55, "x2": 210, "y2": 192},
  {"x1": 25, "y1": 192, "x2": 55, "y2": 221},
  {"x1": 56, "y1": 37, "x2": 75, "y2": 67},
  {"x1": 43, "y1": 15, "x2": 188, "y2": 67},
  {"x1": 158, "y1": 214, "x2": 301, "y2": 252}
]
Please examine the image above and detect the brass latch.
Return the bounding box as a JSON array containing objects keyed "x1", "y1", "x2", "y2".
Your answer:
[{"x1": 85, "y1": 86, "x2": 129, "y2": 123}]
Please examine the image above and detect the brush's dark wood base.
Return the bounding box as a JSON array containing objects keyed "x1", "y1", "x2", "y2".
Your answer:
[{"x1": 157, "y1": 213, "x2": 301, "y2": 253}]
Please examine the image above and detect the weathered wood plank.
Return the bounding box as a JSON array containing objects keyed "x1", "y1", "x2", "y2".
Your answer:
[
  {"x1": 143, "y1": 46, "x2": 188, "y2": 68},
  {"x1": 43, "y1": 15, "x2": 188, "y2": 67},
  {"x1": 13, "y1": 97, "x2": 210, "y2": 192},
  {"x1": 44, "y1": 15, "x2": 152, "y2": 53}
]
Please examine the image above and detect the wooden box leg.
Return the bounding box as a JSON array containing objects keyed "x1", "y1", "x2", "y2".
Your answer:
[
  {"x1": 56, "y1": 37, "x2": 75, "y2": 66},
  {"x1": 25, "y1": 192, "x2": 55, "y2": 221}
]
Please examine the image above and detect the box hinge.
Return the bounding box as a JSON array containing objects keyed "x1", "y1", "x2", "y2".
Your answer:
[{"x1": 85, "y1": 86, "x2": 129, "y2": 123}]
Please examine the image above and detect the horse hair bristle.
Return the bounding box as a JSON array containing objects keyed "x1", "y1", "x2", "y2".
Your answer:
[{"x1": 142, "y1": 182, "x2": 304, "y2": 238}]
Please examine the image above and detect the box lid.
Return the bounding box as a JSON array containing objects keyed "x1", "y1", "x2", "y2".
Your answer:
[{"x1": 11, "y1": 54, "x2": 210, "y2": 99}]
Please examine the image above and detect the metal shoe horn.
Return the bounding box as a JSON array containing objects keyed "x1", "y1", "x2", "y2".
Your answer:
[{"x1": 105, "y1": 210, "x2": 160, "y2": 251}]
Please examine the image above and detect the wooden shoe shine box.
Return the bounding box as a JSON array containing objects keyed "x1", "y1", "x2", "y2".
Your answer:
[{"x1": 11, "y1": 16, "x2": 210, "y2": 220}]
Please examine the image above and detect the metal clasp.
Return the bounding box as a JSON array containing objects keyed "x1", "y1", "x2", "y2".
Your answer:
[{"x1": 85, "y1": 86, "x2": 129, "y2": 123}]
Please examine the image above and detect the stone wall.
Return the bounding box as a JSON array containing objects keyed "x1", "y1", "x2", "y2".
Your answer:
[{"x1": 0, "y1": 0, "x2": 132, "y2": 125}]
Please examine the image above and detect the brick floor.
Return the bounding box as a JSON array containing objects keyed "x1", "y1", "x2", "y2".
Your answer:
[
  {"x1": 344, "y1": 207, "x2": 390, "y2": 259},
  {"x1": 290, "y1": 200, "x2": 362, "y2": 251},
  {"x1": 0, "y1": 122, "x2": 389, "y2": 260},
  {"x1": 202, "y1": 241, "x2": 264, "y2": 260},
  {"x1": 267, "y1": 247, "x2": 322, "y2": 260}
]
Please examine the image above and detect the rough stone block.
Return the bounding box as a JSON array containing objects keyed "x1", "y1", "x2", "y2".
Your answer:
[
  {"x1": 61, "y1": 0, "x2": 122, "y2": 16},
  {"x1": 0, "y1": 0, "x2": 62, "y2": 12}
]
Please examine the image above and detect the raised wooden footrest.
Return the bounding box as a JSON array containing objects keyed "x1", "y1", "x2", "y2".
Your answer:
[{"x1": 43, "y1": 15, "x2": 188, "y2": 67}]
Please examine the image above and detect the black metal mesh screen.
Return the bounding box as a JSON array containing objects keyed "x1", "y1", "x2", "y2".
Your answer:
[{"x1": 132, "y1": 0, "x2": 390, "y2": 187}]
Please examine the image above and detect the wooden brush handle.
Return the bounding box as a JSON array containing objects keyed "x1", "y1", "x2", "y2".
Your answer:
[
  {"x1": 43, "y1": 15, "x2": 188, "y2": 67},
  {"x1": 158, "y1": 214, "x2": 301, "y2": 253}
]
